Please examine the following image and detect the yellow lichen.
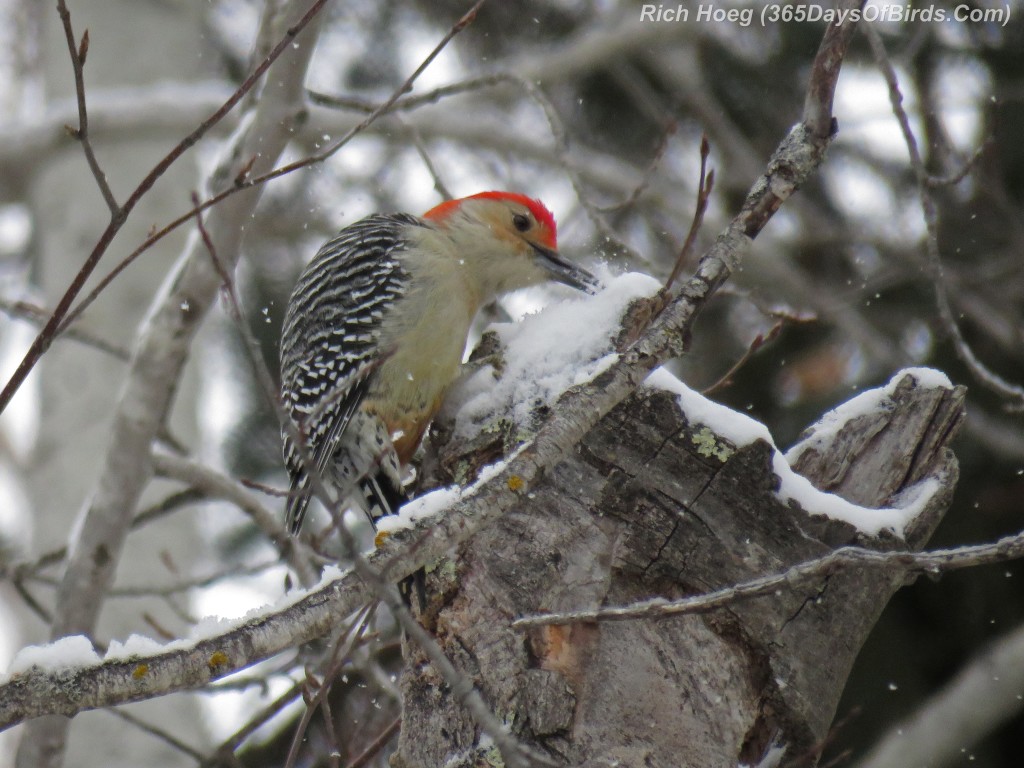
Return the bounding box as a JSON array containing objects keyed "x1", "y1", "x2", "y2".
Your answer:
[
  {"x1": 507, "y1": 474, "x2": 525, "y2": 492},
  {"x1": 208, "y1": 651, "x2": 229, "y2": 670},
  {"x1": 131, "y1": 663, "x2": 148, "y2": 680},
  {"x1": 374, "y1": 530, "x2": 391, "y2": 548}
]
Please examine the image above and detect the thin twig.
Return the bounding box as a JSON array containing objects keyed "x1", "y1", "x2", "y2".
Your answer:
[
  {"x1": 56, "y1": 5, "x2": 117, "y2": 213},
  {"x1": 925, "y1": 142, "x2": 986, "y2": 189},
  {"x1": 320, "y1": 693, "x2": 340, "y2": 768},
  {"x1": 398, "y1": 113, "x2": 454, "y2": 201},
  {"x1": 26, "y1": 560, "x2": 280, "y2": 599},
  {"x1": 56, "y1": 0, "x2": 487, "y2": 339},
  {"x1": 0, "y1": 0, "x2": 331, "y2": 416},
  {"x1": 803, "y1": 0, "x2": 866, "y2": 139},
  {"x1": 663, "y1": 134, "x2": 714, "y2": 291},
  {"x1": 11, "y1": 578, "x2": 52, "y2": 625},
  {"x1": 702, "y1": 320, "x2": 783, "y2": 396},
  {"x1": 306, "y1": 74, "x2": 511, "y2": 113},
  {"x1": 205, "y1": 680, "x2": 305, "y2": 762},
  {"x1": 864, "y1": 26, "x2": 1024, "y2": 408},
  {"x1": 0, "y1": 298, "x2": 129, "y2": 361},
  {"x1": 513, "y1": 531, "x2": 1024, "y2": 627},
  {"x1": 1, "y1": 488, "x2": 203, "y2": 582},
  {"x1": 344, "y1": 716, "x2": 401, "y2": 768},
  {"x1": 284, "y1": 607, "x2": 375, "y2": 768},
  {"x1": 106, "y1": 707, "x2": 205, "y2": 761},
  {"x1": 595, "y1": 120, "x2": 678, "y2": 214}
]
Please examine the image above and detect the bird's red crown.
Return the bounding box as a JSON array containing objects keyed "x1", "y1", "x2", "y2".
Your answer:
[{"x1": 423, "y1": 191, "x2": 557, "y2": 249}]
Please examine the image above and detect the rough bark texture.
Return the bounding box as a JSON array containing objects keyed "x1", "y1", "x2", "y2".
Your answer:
[{"x1": 393, "y1": 372, "x2": 965, "y2": 768}]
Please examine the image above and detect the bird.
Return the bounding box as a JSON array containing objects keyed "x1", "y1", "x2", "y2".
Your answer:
[{"x1": 279, "y1": 191, "x2": 598, "y2": 535}]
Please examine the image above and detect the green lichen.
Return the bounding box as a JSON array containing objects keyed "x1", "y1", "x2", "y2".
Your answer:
[
  {"x1": 482, "y1": 744, "x2": 505, "y2": 768},
  {"x1": 452, "y1": 459, "x2": 472, "y2": 487},
  {"x1": 425, "y1": 556, "x2": 458, "y2": 586},
  {"x1": 692, "y1": 426, "x2": 734, "y2": 462}
]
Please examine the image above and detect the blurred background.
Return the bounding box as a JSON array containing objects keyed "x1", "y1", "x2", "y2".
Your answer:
[{"x1": 0, "y1": 0, "x2": 1022, "y2": 765}]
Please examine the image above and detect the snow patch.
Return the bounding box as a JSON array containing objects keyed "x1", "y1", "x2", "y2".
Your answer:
[
  {"x1": 376, "y1": 485, "x2": 462, "y2": 536},
  {"x1": 645, "y1": 367, "x2": 953, "y2": 537},
  {"x1": 104, "y1": 634, "x2": 168, "y2": 660},
  {"x1": 453, "y1": 270, "x2": 661, "y2": 439},
  {"x1": 7, "y1": 634, "x2": 100, "y2": 676},
  {"x1": 785, "y1": 366, "x2": 952, "y2": 465},
  {"x1": 377, "y1": 446, "x2": 527, "y2": 536}
]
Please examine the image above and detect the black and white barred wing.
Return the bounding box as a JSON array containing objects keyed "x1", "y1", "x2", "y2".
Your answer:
[{"x1": 279, "y1": 213, "x2": 418, "y2": 534}]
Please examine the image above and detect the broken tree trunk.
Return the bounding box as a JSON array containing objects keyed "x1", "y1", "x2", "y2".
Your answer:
[{"x1": 393, "y1": 370, "x2": 966, "y2": 768}]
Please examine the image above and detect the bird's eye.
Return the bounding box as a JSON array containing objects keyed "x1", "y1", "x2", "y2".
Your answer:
[{"x1": 512, "y1": 213, "x2": 531, "y2": 232}]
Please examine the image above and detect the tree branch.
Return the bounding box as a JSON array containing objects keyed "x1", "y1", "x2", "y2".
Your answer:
[
  {"x1": 0, "y1": 0, "x2": 331, "y2": 416},
  {"x1": 56, "y1": 3, "x2": 117, "y2": 213},
  {"x1": 854, "y1": 620, "x2": 1024, "y2": 768},
  {"x1": 150, "y1": 449, "x2": 317, "y2": 587},
  {"x1": 864, "y1": 24, "x2": 1024, "y2": 408},
  {"x1": 13, "y1": 4, "x2": 330, "y2": 766},
  {"x1": 514, "y1": 532, "x2": 1024, "y2": 627}
]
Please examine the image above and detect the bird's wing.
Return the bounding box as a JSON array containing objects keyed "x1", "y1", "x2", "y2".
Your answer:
[{"x1": 280, "y1": 214, "x2": 421, "y2": 533}]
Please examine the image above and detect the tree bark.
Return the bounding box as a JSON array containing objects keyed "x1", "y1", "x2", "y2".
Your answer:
[{"x1": 394, "y1": 371, "x2": 965, "y2": 768}]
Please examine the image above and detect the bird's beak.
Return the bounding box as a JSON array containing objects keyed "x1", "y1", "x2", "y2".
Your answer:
[{"x1": 532, "y1": 244, "x2": 601, "y2": 294}]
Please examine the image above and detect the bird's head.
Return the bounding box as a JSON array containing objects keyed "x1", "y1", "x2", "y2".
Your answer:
[{"x1": 423, "y1": 191, "x2": 599, "y2": 295}]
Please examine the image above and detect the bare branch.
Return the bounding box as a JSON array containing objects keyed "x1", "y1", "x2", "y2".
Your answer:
[
  {"x1": 13, "y1": 5, "x2": 332, "y2": 765},
  {"x1": 0, "y1": 0, "x2": 331, "y2": 416},
  {"x1": 105, "y1": 707, "x2": 204, "y2": 761},
  {"x1": 206, "y1": 679, "x2": 304, "y2": 761},
  {"x1": 344, "y1": 716, "x2": 401, "y2": 768},
  {"x1": 55, "y1": 0, "x2": 487, "y2": 340},
  {"x1": 56, "y1": 2, "x2": 117, "y2": 213},
  {"x1": 663, "y1": 134, "x2": 714, "y2": 291},
  {"x1": 702, "y1": 320, "x2": 783, "y2": 396},
  {"x1": 285, "y1": 608, "x2": 375, "y2": 768},
  {"x1": 0, "y1": 298, "x2": 129, "y2": 361},
  {"x1": 803, "y1": 0, "x2": 866, "y2": 140},
  {"x1": 513, "y1": 531, "x2": 1024, "y2": 627},
  {"x1": 864, "y1": 26, "x2": 1024, "y2": 408},
  {"x1": 854, "y1": 621, "x2": 1024, "y2": 768}
]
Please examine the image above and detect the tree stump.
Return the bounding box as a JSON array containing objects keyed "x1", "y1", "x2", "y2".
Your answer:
[{"x1": 393, "y1": 370, "x2": 966, "y2": 768}]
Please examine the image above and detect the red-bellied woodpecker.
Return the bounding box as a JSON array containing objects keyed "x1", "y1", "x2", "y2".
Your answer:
[{"x1": 280, "y1": 191, "x2": 598, "y2": 534}]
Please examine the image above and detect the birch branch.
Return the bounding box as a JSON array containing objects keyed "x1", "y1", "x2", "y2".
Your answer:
[
  {"x1": 854, "y1": 620, "x2": 1024, "y2": 768},
  {"x1": 13, "y1": 4, "x2": 328, "y2": 766}
]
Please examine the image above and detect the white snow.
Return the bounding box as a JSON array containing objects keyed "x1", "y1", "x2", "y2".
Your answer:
[
  {"x1": 376, "y1": 445, "x2": 527, "y2": 536},
  {"x1": 645, "y1": 366, "x2": 954, "y2": 537},
  {"x1": 452, "y1": 270, "x2": 661, "y2": 440},
  {"x1": 1, "y1": 565, "x2": 359, "y2": 680},
  {"x1": 6, "y1": 634, "x2": 100, "y2": 676},
  {"x1": 400, "y1": 269, "x2": 952, "y2": 539},
  {"x1": 645, "y1": 367, "x2": 774, "y2": 447},
  {"x1": 376, "y1": 485, "x2": 462, "y2": 536},
  {"x1": 785, "y1": 366, "x2": 952, "y2": 465},
  {"x1": 104, "y1": 634, "x2": 168, "y2": 661}
]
